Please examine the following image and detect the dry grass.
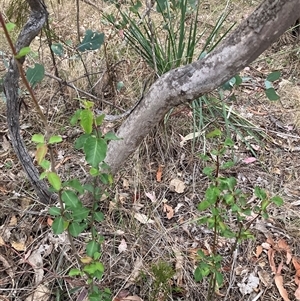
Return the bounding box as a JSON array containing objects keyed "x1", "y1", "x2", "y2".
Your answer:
[{"x1": 0, "y1": 0, "x2": 300, "y2": 300}]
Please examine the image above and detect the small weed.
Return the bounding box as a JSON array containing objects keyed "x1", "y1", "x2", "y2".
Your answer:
[{"x1": 195, "y1": 132, "x2": 283, "y2": 300}]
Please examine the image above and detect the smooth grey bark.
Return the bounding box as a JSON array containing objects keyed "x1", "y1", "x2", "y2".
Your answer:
[{"x1": 105, "y1": 0, "x2": 300, "y2": 174}]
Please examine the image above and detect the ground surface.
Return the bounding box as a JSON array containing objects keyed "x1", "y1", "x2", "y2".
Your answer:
[{"x1": 0, "y1": 0, "x2": 300, "y2": 300}]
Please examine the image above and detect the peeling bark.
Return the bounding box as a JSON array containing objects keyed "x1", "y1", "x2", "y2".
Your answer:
[{"x1": 105, "y1": 0, "x2": 300, "y2": 174}]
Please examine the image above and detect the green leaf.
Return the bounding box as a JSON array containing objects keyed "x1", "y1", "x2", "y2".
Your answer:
[
  {"x1": 224, "y1": 137, "x2": 234, "y2": 147},
  {"x1": 86, "y1": 240, "x2": 100, "y2": 257},
  {"x1": 94, "y1": 211, "x2": 104, "y2": 222},
  {"x1": 267, "y1": 71, "x2": 281, "y2": 82},
  {"x1": 198, "y1": 200, "x2": 210, "y2": 211},
  {"x1": 69, "y1": 222, "x2": 86, "y2": 237},
  {"x1": 90, "y1": 167, "x2": 99, "y2": 176},
  {"x1": 15, "y1": 46, "x2": 31, "y2": 59},
  {"x1": 254, "y1": 187, "x2": 267, "y2": 200},
  {"x1": 52, "y1": 216, "x2": 65, "y2": 234},
  {"x1": 77, "y1": 30, "x2": 105, "y2": 52},
  {"x1": 80, "y1": 109, "x2": 93, "y2": 134},
  {"x1": 47, "y1": 172, "x2": 61, "y2": 191},
  {"x1": 75, "y1": 133, "x2": 90, "y2": 149},
  {"x1": 95, "y1": 114, "x2": 105, "y2": 126},
  {"x1": 48, "y1": 135, "x2": 62, "y2": 144},
  {"x1": 26, "y1": 63, "x2": 45, "y2": 87},
  {"x1": 49, "y1": 207, "x2": 61, "y2": 216},
  {"x1": 205, "y1": 186, "x2": 220, "y2": 204},
  {"x1": 6, "y1": 22, "x2": 16, "y2": 32},
  {"x1": 61, "y1": 190, "x2": 80, "y2": 209},
  {"x1": 261, "y1": 199, "x2": 270, "y2": 211},
  {"x1": 206, "y1": 128, "x2": 222, "y2": 138},
  {"x1": 84, "y1": 136, "x2": 107, "y2": 168},
  {"x1": 40, "y1": 159, "x2": 50, "y2": 170},
  {"x1": 265, "y1": 88, "x2": 280, "y2": 101},
  {"x1": 51, "y1": 43, "x2": 64, "y2": 56},
  {"x1": 215, "y1": 271, "x2": 224, "y2": 286},
  {"x1": 32, "y1": 133, "x2": 44, "y2": 144},
  {"x1": 202, "y1": 166, "x2": 215, "y2": 176},
  {"x1": 70, "y1": 109, "x2": 82, "y2": 126},
  {"x1": 72, "y1": 207, "x2": 90, "y2": 221},
  {"x1": 271, "y1": 196, "x2": 283, "y2": 206},
  {"x1": 83, "y1": 262, "x2": 104, "y2": 276},
  {"x1": 63, "y1": 179, "x2": 84, "y2": 194},
  {"x1": 69, "y1": 268, "x2": 82, "y2": 276},
  {"x1": 104, "y1": 132, "x2": 120, "y2": 141},
  {"x1": 234, "y1": 74, "x2": 242, "y2": 86},
  {"x1": 221, "y1": 161, "x2": 235, "y2": 169}
]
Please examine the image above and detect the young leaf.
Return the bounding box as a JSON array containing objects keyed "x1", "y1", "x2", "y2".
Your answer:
[
  {"x1": 26, "y1": 63, "x2": 45, "y2": 87},
  {"x1": 47, "y1": 172, "x2": 61, "y2": 191},
  {"x1": 69, "y1": 268, "x2": 82, "y2": 276},
  {"x1": 80, "y1": 109, "x2": 93, "y2": 134},
  {"x1": 70, "y1": 109, "x2": 82, "y2": 126},
  {"x1": 15, "y1": 46, "x2": 31, "y2": 59},
  {"x1": 40, "y1": 159, "x2": 50, "y2": 170},
  {"x1": 48, "y1": 135, "x2": 63, "y2": 144},
  {"x1": 77, "y1": 30, "x2": 105, "y2": 52},
  {"x1": 32, "y1": 133, "x2": 45, "y2": 144},
  {"x1": 254, "y1": 187, "x2": 267, "y2": 200},
  {"x1": 271, "y1": 196, "x2": 283, "y2": 206},
  {"x1": 52, "y1": 216, "x2": 65, "y2": 234},
  {"x1": 206, "y1": 128, "x2": 222, "y2": 138},
  {"x1": 6, "y1": 22, "x2": 16, "y2": 32}
]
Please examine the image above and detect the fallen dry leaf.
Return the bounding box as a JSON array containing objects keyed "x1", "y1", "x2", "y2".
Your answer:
[
  {"x1": 25, "y1": 284, "x2": 50, "y2": 301},
  {"x1": 278, "y1": 239, "x2": 292, "y2": 264},
  {"x1": 11, "y1": 241, "x2": 26, "y2": 251},
  {"x1": 163, "y1": 203, "x2": 174, "y2": 219},
  {"x1": 28, "y1": 249, "x2": 44, "y2": 284},
  {"x1": 238, "y1": 272, "x2": 259, "y2": 295},
  {"x1": 118, "y1": 239, "x2": 127, "y2": 253},
  {"x1": 169, "y1": 178, "x2": 185, "y2": 193},
  {"x1": 9, "y1": 215, "x2": 17, "y2": 226},
  {"x1": 134, "y1": 213, "x2": 154, "y2": 224},
  {"x1": 156, "y1": 165, "x2": 163, "y2": 182},
  {"x1": 145, "y1": 191, "x2": 156, "y2": 203},
  {"x1": 292, "y1": 257, "x2": 300, "y2": 300},
  {"x1": 255, "y1": 245, "x2": 263, "y2": 257},
  {"x1": 258, "y1": 270, "x2": 272, "y2": 287},
  {"x1": 0, "y1": 254, "x2": 14, "y2": 286},
  {"x1": 275, "y1": 261, "x2": 290, "y2": 301},
  {"x1": 174, "y1": 248, "x2": 184, "y2": 287}
]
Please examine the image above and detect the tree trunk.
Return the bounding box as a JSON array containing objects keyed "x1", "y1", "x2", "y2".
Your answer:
[
  {"x1": 105, "y1": 0, "x2": 300, "y2": 174},
  {"x1": 4, "y1": 0, "x2": 56, "y2": 204}
]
